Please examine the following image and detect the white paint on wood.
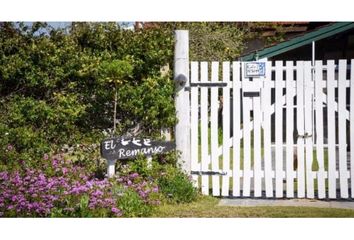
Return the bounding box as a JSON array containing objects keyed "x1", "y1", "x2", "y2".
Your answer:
[
  {"x1": 263, "y1": 61, "x2": 273, "y2": 197},
  {"x1": 351, "y1": 60, "x2": 354, "y2": 198},
  {"x1": 174, "y1": 30, "x2": 191, "y2": 173},
  {"x1": 275, "y1": 61, "x2": 284, "y2": 198},
  {"x1": 242, "y1": 76, "x2": 252, "y2": 197},
  {"x1": 107, "y1": 160, "x2": 116, "y2": 178},
  {"x1": 190, "y1": 62, "x2": 199, "y2": 187},
  {"x1": 232, "y1": 61, "x2": 241, "y2": 197},
  {"x1": 304, "y1": 61, "x2": 314, "y2": 198},
  {"x1": 327, "y1": 60, "x2": 337, "y2": 198},
  {"x1": 253, "y1": 85, "x2": 262, "y2": 197},
  {"x1": 211, "y1": 62, "x2": 220, "y2": 196},
  {"x1": 211, "y1": 88, "x2": 297, "y2": 159},
  {"x1": 296, "y1": 61, "x2": 306, "y2": 198},
  {"x1": 222, "y1": 62, "x2": 231, "y2": 196},
  {"x1": 338, "y1": 60, "x2": 349, "y2": 198},
  {"x1": 200, "y1": 62, "x2": 209, "y2": 195},
  {"x1": 315, "y1": 61, "x2": 326, "y2": 198},
  {"x1": 286, "y1": 61, "x2": 295, "y2": 198}
]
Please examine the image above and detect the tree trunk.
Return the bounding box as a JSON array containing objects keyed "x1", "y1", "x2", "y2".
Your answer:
[{"x1": 113, "y1": 88, "x2": 117, "y2": 135}]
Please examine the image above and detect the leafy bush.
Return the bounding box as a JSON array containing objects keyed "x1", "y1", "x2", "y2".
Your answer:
[
  {"x1": 0, "y1": 22, "x2": 176, "y2": 168},
  {"x1": 114, "y1": 152, "x2": 199, "y2": 204},
  {"x1": 114, "y1": 173, "x2": 161, "y2": 217},
  {"x1": 157, "y1": 166, "x2": 198, "y2": 203}
]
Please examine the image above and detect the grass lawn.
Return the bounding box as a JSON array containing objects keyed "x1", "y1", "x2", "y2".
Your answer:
[{"x1": 152, "y1": 196, "x2": 354, "y2": 217}]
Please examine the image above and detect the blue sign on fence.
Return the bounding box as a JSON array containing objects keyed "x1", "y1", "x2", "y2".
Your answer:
[{"x1": 245, "y1": 62, "x2": 266, "y2": 78}]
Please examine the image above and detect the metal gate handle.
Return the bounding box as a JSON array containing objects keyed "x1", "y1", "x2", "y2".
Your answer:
[{"x1": 297, "y1": 132, "x2": 312, "y2": 139}]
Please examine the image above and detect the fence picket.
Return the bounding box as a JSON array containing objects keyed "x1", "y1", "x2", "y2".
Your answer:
[
  {"x1": 286, "y1": 61, "x2": 295, "y2": 198},
  {"x1": 222, "y1": 62, "x2": 231, "y2": 196},
  {"x1": 304, "y1": 61, "x2": 314, "y2": 198},
  {"x1": 263, "y1": 61, "x2": 273, "y2": 197},
  {"x1": 200, "y1": 62, "x2": 209, "y2": 195},
  {"x1": 211, "y1": 62, "x2": 220, "y2": 196},
  {"x1": 190, "y1": 62, "x2": 199, "y2": 187},
  {"x1": 275, "y1": 61, "x2": 284, "y2": 198},
  {"x1": 232, "y1": 62, "x2": 241, "y2": 197},
  {"x1": 338, "y1": 60, "x2": 349, "y2": 198},
  {"x1": 327, "y1": 60, "x2": 337, "y2": 198},
  {"x1": 242, "y1": 76, "x2": 251, "y2": 197},
  {"x1": 351, "y1": 60, "x2": 354, "y2": 198},
  {"x1": 296, "y1": 61, "x2": 306, "y2": 198},
  {"x1": 315, "y1": 61, "x2": 326, "y2": 198},
  {"x1": 253, "y1": 86, "x2": 262, "y2": 197}
]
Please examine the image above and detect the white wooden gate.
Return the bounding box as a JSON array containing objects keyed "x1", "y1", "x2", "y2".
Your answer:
[{"x1": 190, "y1": 60, "x2": 354, "y2": 199}]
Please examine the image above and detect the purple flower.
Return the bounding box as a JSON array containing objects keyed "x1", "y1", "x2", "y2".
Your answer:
[
  {"x1": 152, "y1": 186, "x2": 159, "y2": 193},
  {"x1": 6, "y1": 144, "x2": 14, "y2": 151},
  {"x1": 129, "y1": 173, "x2": 139, "y2": 179},
  {"x1": 43, "y1": 154, "x2": 49, "y2": 160},
  {"x1": 111, "y1": 207, "x2": 122, "y2": 216}
]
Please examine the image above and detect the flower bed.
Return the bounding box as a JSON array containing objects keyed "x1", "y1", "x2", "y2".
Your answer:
[{"x1": 0, "y1": 154, "x2": 160, "y2": 217}]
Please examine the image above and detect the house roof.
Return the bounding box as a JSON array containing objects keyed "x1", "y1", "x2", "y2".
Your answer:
[{"x1": 240, "y1": 22, "x2": 354, "y2": 61}]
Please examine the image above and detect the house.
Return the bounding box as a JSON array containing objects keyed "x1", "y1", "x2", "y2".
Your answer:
[
  {"x1": 240, "y1": 22, "x2": 354, "y2": 62},
  {"x1": 237, "y1": 22, "x2": 354, "y2": 144}
]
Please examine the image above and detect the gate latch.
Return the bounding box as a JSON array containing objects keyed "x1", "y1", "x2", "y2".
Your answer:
[
  {"x1": 243, "y1": 91, "x2": 260, "y2": 97},
  {"x1": 297, "y1": 132, "x2": 312, "y2": 139},
  {"x1": 191, "y1": 171, "x2": 227, "y2": 176}
]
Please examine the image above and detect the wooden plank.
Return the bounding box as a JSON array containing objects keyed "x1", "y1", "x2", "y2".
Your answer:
[
  {"x1": 222, "y1": 62, "x2": 231, "y2": 196},
  {"x1": 286, "y1": 61, "x2": 295, "y2": 198},
  {"x1": 232, "y1": 62, "x2": 241, "y2": 197},
  {"x1": 327, "y1": 60, "x2": 337, "y2": 199},
  {"x1": 296, "y1": 61, "x2": 306, "y2": 198},
  {"x1": 263, "y1": 61, "x2": 273, "y2": 197},
  {"x1": 253, "y1": 84, "x2": 262, "y2": 197},
  {"x1": 242, "y1": 75, "x2": 252, "y2": 197},
  {"x1": 351, "y1": 59, "x2": 354, "y2": 198},
  {"x1": 304, "y1": 61, "x2": 314, "y2": 198},
  {"x1": 315, "y1": 61, "x2": 326, "y2": 199},
  {"x1": 275, "y1": 61, "x2": 284, "y2": 198},
  {"x1": 190, "y1": 62, "x2": 199, "y2": 187},
  {"x1": 174, "y1": 31, "x2": 190, "y2": 174},
  {"x1": 338, "y1": 59, "x2": 349, "y2": 198},
  {"x1": 200, "y1": 62, "x2": 209, "y2": 195},
  {"x1": 211, "y1": 62, "x2": 220, "y2": 196}
]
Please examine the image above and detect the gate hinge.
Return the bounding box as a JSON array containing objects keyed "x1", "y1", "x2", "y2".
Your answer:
[{"x1": 191, "y1": 170, "x2": 227, "y2": 176}]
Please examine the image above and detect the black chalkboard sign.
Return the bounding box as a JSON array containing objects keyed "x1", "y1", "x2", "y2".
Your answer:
[{"x1": 100, "y1": 137, "x2": 176, "y2": 160}]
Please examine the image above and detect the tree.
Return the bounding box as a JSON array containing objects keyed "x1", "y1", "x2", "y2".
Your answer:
[{"x1": 100, "y1": 58, "x2": 133, "y2": 134}]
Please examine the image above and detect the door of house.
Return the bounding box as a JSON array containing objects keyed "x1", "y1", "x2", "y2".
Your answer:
[{"x1": 190, "y1": 60, "x2": 354, "y2": 199}]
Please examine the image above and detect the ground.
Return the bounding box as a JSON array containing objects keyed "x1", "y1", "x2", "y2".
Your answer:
[{"x1": 153, "y1": 196, "x2": 354, "y2": 217}]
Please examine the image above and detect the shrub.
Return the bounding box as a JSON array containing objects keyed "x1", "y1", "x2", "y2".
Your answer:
[
  {"x1": 157, "y1": 166, "x2": 198, "y2": 204},
  {"x1": 117, "y1": 152, "x2": 199, "y2": 204},
  {"x1": 114, "y1": 173, "x2": 161, "y2": 217}
]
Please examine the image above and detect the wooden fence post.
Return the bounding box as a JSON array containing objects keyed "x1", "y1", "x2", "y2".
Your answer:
[
  {"x1": 107, "y1": 159, "x2": 116, "y2": 178},
  {"x1": 174, "y1": 30, "x2": 191, "y2": 174}
]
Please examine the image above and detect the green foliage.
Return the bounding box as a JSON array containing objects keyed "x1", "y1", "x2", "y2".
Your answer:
[
  {"x1": 157, "y1": 165, "x2": 198, "y2": 203},
  {"x1": 0, "y1": 22, "x2": 176, "y2": 167},
  {"x1": 150, "y1": 22, "x2": 246, "y2": 61},
  {"x1": 116, "y1": 188, "x2": 153, "y2": 217},
  {"x1": 117, "y1": 76, "x2": 176, "y2": 134},
  {"x1": 99, "y1": 58, "x2": 133, "y2": 85}
]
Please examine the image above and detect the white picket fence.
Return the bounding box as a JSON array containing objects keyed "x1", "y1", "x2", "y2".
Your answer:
[{"x1": 190, "y1": 60, "x2": 354, "y2": 199}]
